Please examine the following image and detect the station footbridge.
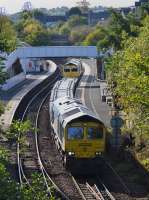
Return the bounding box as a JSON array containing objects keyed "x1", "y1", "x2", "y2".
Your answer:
[{"x1": 6, "y1": 46, "x2": 98, "y2": 76}]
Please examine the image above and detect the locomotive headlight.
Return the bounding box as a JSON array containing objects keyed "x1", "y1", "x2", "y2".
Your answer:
[
  {"x1": 68, "y1": 152, "x2": 75, "y2": 156},
  {"x1": 95, "y1": 152, "x2": 101, "y2": 156}
]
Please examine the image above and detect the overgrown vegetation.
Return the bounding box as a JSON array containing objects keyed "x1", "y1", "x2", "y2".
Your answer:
[
  {"x1": 6, "y1": 120, "x2": 33, "y2": 142},
  {"x1": 0, "y1": 107, "x2": 55, "y2": 199},
  {"x1": 0, "y1": 15, "x2": 17, "y2": 52},
  {"x1": 105, "y1": 4, "x2": 149, "y2": 170},
  {"x1": 106, "y1": 13, "x2": 149, "y2": 138},
  {"x1": 0, "y1": 119, "x2": 55, "y2": 199},
  {"x1": 0, "y1": 2, "x2": 148, "y2": 197}
]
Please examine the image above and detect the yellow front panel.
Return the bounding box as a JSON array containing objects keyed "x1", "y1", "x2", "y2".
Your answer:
[
  {"x1": 63, "y1": 71, "x2": 80, "y2": 78},
  {"x1": 65, "y1": 140, "x2": 105, "y2": 158},
  {"x1": 65, "y1": 122, "x2": 106, "y2": 158}
]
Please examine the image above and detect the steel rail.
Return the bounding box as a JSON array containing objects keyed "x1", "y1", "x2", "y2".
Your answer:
[
  {"x1": 34, "y1": 91, "x2": 71, "y2": 200},
  {"x1": 86, "y1": 182, "x2": 101, "y2": 200},
  {"x1": 72, "y1": 176, "x2": 101, "y2": 200},
  {"x1": 17, "y1": 69, "x2": 71, "y2": 199},
  {"x1": 96, "y1": 178, "x2": 116, "y2": 200},
  {"x1": 72, "y1": 176, "x2": 87, "y2": 200},
  {"x1": 17, "y1": 70, "x2": 60, "y2": 185},
  {"x1": 104, "y1": 160, "x2": 131, "y2": 195},
  {"x1": 72, "y1": 175, "x2": 117, "y2": 200}
]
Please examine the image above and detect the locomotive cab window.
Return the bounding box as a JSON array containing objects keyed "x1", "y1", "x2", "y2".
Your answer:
[
  {"x1": 64, "y1": 68, "x2": 70, "y2": 72},
  {"x1": 67, "y1": 127, "x2": 83, "y2": 140},
  {"x1": 87, "y1": 127, "x2": 103, "y2": 139},
  {"x1": 71, "y1": 68, "x2": 78, "y2": 72}
]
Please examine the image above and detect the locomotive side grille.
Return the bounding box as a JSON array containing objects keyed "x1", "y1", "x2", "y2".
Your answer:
[{"x1": 62, "y1": 108, "x2": 80, "y2": 118}]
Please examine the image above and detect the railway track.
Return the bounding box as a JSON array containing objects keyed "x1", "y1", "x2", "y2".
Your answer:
[
  {"x1": 72, "y1": 176, "x2": 116, "y2": 200},
  {"x1": 16, "y1": 69, "x2": 71, "y2": 199},
  {"x1": 104, "y1": 159, "x2": 130, "y2": 195},
  {"x1": 15, "y1": 67, "x2": 132, "y2": 200},
  {"x1": 16, "y1": 68, "x2": 83, "y2": 200},
  {"x1": 37, "y1": 91, "x2": 83, "y2": 200}
]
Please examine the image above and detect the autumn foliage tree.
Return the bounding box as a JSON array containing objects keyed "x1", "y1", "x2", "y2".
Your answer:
[
  {"x1": 106, "y1": 16, "x2": 149, "y2": 139},
  {"x1": 15, "y1": 11, "x2": 50, "y2": 46},
  {"x1": 23, "y1": 19, "x2": 50, "y2": 45},
  {"x1": 0, "y1": 15, "x2": 17, "y2": 52}
]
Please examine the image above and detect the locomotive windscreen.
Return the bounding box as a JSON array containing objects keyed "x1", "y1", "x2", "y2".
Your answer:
[
  {"x1": 87, "y1": 127, "x2": 103, "y2": 139},
  {"x1": 67, "y1": 127, "x2": 84, "y2": 140}
]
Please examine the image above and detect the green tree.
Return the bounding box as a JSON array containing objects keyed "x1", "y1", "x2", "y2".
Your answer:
[
  {"x1": 141, "y1": 1, "x2": 149, "y2": 15},
  {"x1": 15, "y1": 11, "x2": 51, "y2": 46},
  {"x1": 107, "y1": 9, "x2": 131, "y2": 49},
  {"x1": 68, "y1": 15, "x2": 87, "y2": 27},
  {"x1": 69, "y1": 26, "x2": 92, "y2": 44},
  {"x1": 109, "y1": 9, "x2": 131, "y2": 34},
  {"x1": 82, "y1": 9, "x2": 142, "y2": 51},
  {"x1": 83, "y1": 26, "x2": 109, "y2": 50},
  {"x1": 0, "y1": 163, "x2": 21, "y2": 200},
  {"x1": 59, "y1": 23, "x2": 71, "y2": 35},
  {"x1": 68, "y1": 7, "x2": 82, "y2": 16},
  {"x1": 22, "y1": 19, "x2": 50, "y2": 46},
  {"x1": 106, "y1": 15, "x2": 149, "y2": 138},
  {"x1": 0, "y1": 101, "x2": 4, "y2": 117},
  {"x1": 21, "y1": 173, "x2": 55, "y2": 200},
  {"x1": 0, "y1": 120, "x2": 55, "y2": 199},
  {"x1": 6, "y1": 120, "x2": 33, "y2": 142},
  {"x1": 0, "y1": 16, "x2": 17, "y2": 52},
  {"x1": 21, "y1": 11, "x2": 33, "y2": 21},
  {"x1": 0, "y1": 163, "x2": 55, "y2": 199},
  {"x1": 59, "y1": 15, "x2": 87, "y2": 35}
]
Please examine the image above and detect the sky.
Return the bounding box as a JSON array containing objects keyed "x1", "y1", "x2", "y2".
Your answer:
[{"x1": 0, "y1": 0, "x2": 137, "y2": 14}]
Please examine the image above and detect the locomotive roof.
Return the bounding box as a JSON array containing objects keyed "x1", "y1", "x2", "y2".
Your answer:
[
  {"x1": 50, "y1": 78, "x2": 77, "y2": 102},
  {"x1": 53, "y1": 97, "x2": 104, "y2": 128},
  {"x1": 65, "y1": 59, "x2": 81, "y2": 66}
]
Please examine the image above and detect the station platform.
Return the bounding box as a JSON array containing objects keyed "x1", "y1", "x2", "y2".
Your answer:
[{"x1": 0, "y1": 65, "x2": 57, "y2": 131}]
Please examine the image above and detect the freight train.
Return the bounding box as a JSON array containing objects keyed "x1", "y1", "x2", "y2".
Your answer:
[{"x1": 50, "y1": 76, "x2": 106, "y2": 172}]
